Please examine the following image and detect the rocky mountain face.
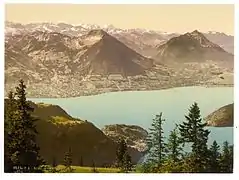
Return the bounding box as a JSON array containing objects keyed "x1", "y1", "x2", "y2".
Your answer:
[
  {"x1": 76, "y1": 29, "x2": 154, "y2": 76},
  {"x1": 155, "y1": 30, "x2": 234, "y2": 67},
  {"x1": 5, "y1": 29, "x2": 154, "y2": 83},
  {"x1": 205, "y1": 103, "x2": 234, "y2": 127},
  {"x1": 5, "y1": 21, "x2": 234, "y2": 56},
  {"x1": 5, "y1": 22, "x2": 168, "y2": 57},
  {"x1": 5, "y1": 22, "x2": 234, "y2": 98},
  {"x1": 4, "y1": 100, "x2": 144, "y2": 166},
  {"x1": 204, "y1": 31, "x2": 234, "y2": 54},
  {"x1": 102, "y1": 124, "x2": 148, "y2": 152}
]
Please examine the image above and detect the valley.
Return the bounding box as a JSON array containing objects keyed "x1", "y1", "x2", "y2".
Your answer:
[
  {"x1": 4, "y1": 4, "x2": 235, "y2": 173},
  {"x1": 4, "y1": 22, "x2": 234, "y2": 98},
  {"x1": 5, "y1": 63, "x2": 233, "y2": 98}
]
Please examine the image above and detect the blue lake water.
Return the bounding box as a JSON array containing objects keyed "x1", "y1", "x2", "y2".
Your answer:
[{"x1": 29, "y1": 86, "x2": 234, "y2": 147}]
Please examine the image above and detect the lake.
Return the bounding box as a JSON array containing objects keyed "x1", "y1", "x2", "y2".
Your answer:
[{"x1": 29, "y1": 86, "x2": 234, "y2": 147}]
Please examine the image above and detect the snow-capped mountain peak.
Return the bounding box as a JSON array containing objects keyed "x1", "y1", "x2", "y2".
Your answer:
[{"x1": 4, "y1": 21, "x2": 234, "y2": 54}]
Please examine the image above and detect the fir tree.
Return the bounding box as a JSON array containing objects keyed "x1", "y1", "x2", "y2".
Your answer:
[
  {"x1": 208, "y1": 141, "x2": 221, "y2": 173},
  {"x1": 229, "y1": 145, "x2": 233, "y2": 172},
  {"x1": 116, "y1": 139, "x2": 127, "y2": 168},
  {"x1": 15, "y1": 80, "x2": 44, "y2": 172},
  {"x1": 5, "y1": 80, "x2": 44, "y2": 172},
  {"x1": 63, "y1": 147, "x2": 73, "y2": 172},
  {"x1": 181, "y1": 153, "x2": 196, "y2": 173},
  {"x1": 179, "y1": 102, "x2": 210, "y2": 172},
  {"x1": 146, "y1": 113, "x2": 167, "y2": 168},
  {"x1": 166, "y1": 125, "x2": 183, "y2": 163},
  {"x1": 138, "y1": 162, "x2": 154, "y2": 173},
  {"x1": 220, "y1": 141, "x2": 233, "y2": 173},
  {"x1": 123, "y1": 153, "x2": 132, "y2": 172},
  {"x1": 115, "y1": 138, "x2": 132, "y2": 172},
  {"x1": 161, "y1": 125, "x2": 184, "y2": 173},
  {"x1": 4, "y1": 91, "x2": 16, "y2": 172}
]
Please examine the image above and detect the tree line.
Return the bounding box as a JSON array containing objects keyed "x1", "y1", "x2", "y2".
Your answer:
[
  {"x1": 4, "y1": 80, "x2": 233, "y2": 173},
  {"x1": 139, "y1": 103, "x2": 233, "y2": 173}
]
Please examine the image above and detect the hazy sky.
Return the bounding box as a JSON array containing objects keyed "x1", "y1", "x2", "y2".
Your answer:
[{"x1": 5, "y1": 4, "x2": 234, "y2": 35}]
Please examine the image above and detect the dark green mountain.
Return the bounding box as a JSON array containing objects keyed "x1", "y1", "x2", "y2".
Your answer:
[{"x1": 4, "y1": 100, "x2": 143, "y2": 167}]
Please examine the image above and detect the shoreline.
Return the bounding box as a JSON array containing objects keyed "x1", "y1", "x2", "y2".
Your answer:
[{"x1": 23, "y1": 84, "x2": 233, "y2": 99}]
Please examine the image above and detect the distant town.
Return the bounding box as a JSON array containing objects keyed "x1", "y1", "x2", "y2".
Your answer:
[{"x1": 5, "y1": 61, "x2": 233, "y2": 98}]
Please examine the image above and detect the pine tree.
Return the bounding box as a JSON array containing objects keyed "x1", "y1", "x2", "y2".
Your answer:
[
  {"x1": 146, "y1": 113, "x2": 167, "y2": 169},
  {"x1": 208, "y1": 141, "x2": 221, "y2": 173},
  {"x1": 166, "y1": 125, "x2": 183, "y2": 163},
  {"x1": 115, "y1": 138, "x2": 132, "y2": 172},
  {"x1": 220, "y1": 141, "x2": 233, "y2": 173},
  {"x1": 123, "y1": 153, "x2": 133, "y2": 172},
  {"x1": 181, "y1": 153, "x2": 196, "y2": 173},
  {"x1": 63, "y1": 147, "x2": 73, "y2": 172},
  {"x1": 116, "y1": 139, "x2": 127, "y2": 168},
  {"x1": 4, "y1": 91, "x2": 16, "y2": 172},
  {"x1": 16, "y1": 80, "x2": 44, "y2": 172},
  {"x1": 229, "y1": 145, "x2": 233, "y2": 172},
  {"x1": 179, "y1": 102, "x2": 210, "y2": 172},
  {"x1": 138, "y1": 162, "x2": 154, "y2": 173},
  {"x1": 162, "y1": 125, "x2": 183, "y2": 173},
  {"x1": 5, "y1": 80, "x2": 44, "y2": 172}
]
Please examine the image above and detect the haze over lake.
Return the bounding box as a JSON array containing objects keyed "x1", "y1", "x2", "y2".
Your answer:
[{"x1": 29, "y1": 86, "x2": 234, "y2": 146}]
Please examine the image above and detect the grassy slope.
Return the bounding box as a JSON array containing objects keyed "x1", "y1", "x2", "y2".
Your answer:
[
  {"x1": 32, "y1": 102, "x2": 118, "y2": 167},
  {"x1": 45, "y1": 165, "x2": 120, "y2": 173},
  {"x1": 5, "y1": 100, "x2": 143, "y2": 167},
  {"x1": 5, "y1": 100, "x2": 118, "y2": 167}
]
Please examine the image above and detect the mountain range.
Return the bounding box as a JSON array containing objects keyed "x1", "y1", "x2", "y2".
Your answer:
[
  {"x1": 156, "y1": 30, "x2": 233, "y2": 66},
  {"x1": 4, "y1": 22, "x2": 234, "y2": 98},
  {"x1": 5, "y1": 21, "x2": 234, "y2": 55}
]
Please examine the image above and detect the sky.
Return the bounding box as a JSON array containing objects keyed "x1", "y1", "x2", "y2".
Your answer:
[{"x1": 5, "y1": 4, "x2": 234, "y2": 35}]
